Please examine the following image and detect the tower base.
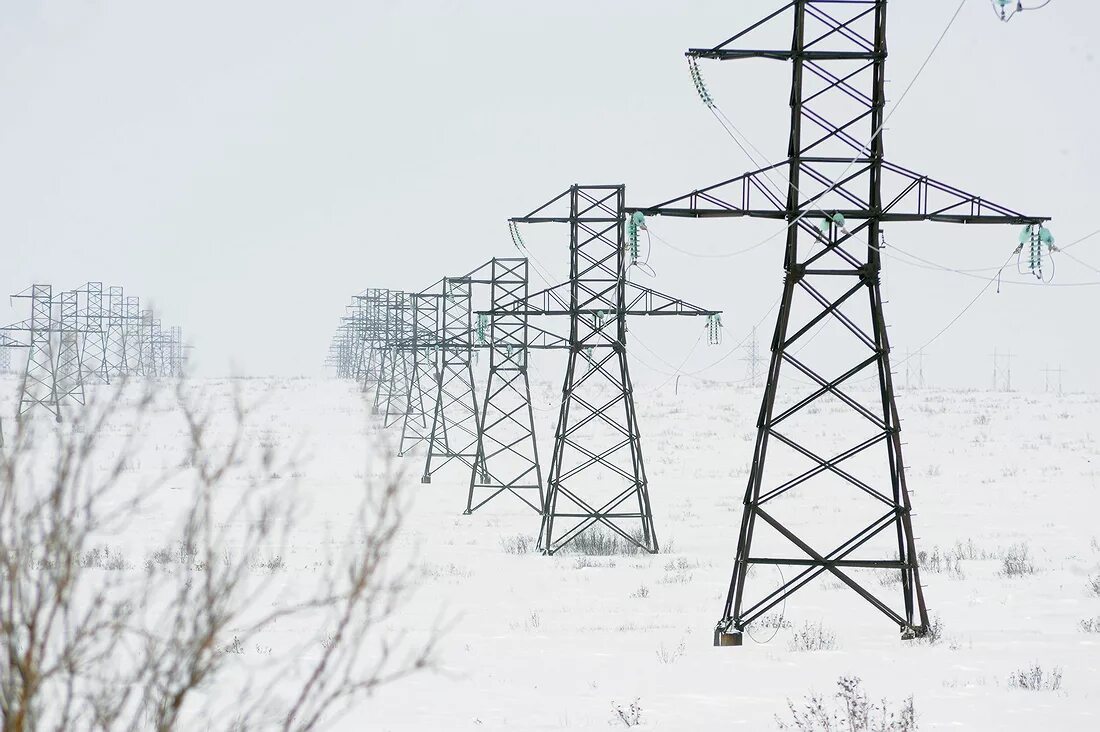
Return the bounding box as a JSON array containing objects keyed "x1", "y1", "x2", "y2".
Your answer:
[{"x1": 714, "y1": 628, "x2": 743, "y2": 647}]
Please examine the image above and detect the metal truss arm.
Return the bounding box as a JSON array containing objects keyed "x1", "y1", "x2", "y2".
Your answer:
[
  {"x1": 485, "y1": 282, "x2": 720, "y2": 318},
  {"x1": 630, "y1": 160, "x2": 1048, "y2": 226}
]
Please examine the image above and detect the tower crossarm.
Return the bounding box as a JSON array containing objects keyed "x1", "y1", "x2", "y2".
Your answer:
[
  {"x1": 624, "y1": 283, "x2": 720, "y2": 316},
  {"x1": 629, "y1": 161, "x2": 1048, "y2": 226},
  {"x1": 0, "y1": 320, "x2": 32, "y2": 334},
  {"x1": 0, "y1": 332, "x2": 25, "y2": 348},
  {"x1": 687, "y1": 1, "x2": 883, "y2": 63},
  {"x1": 484, "y1": 282, "x2": 719, "y2": 318}
]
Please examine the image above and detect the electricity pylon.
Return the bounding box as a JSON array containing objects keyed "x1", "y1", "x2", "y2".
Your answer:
[
  {"x1": 992, "y1": 347, "x2": 1013, "y2": 391},
  {"x1": 509, "y1": 184, "x2": 720, "y2": 554},
  {"x1": 104, "y1": 286, "x2": 129, "y2": 379},
  {"x1": 74, "y1": 282, "x2": 109, "y2": 384},
  {"x1": 55, "y1": 290, "x2": 85, "y2": 407},
  {"x1": 378, "y1": 291, "x2": 413, "y2": 428},
  {"x1": 7, "y1": 285, "x2": 61, "y2": 421},
  {"x1": 351, "y1": 289, "x2": 389, "y2": 391},
  {"x1": 742, "y1": 326, "x2": 762, "y2": 387},
  {"x1": 633, "y1": 1, "x2": 1047, "y2": 644},
  {"x1": 466, "y1": 258, "x2": 553, "y2": 514},
  {"x1": 1041, "y1": 364, "x2": 1064, "y2": 395},
  {"x1": 0, "y1": 333, "x2": 24, "y2": 446},
  {"x1": 904, "y1": 348, "x2": 925, "y2": 390},
  {"x1": 398, "y1": 292, "x2": 441, "y2": 456},
  {"x1": 422, "y1": 275, "x2": 480, "y2": 484},
  {"x1": 362, "y1": 290, "x2": 389, "y2": 390},
  {"x1": 0, "y1": 341, "x2": 12, "y2": 374}
]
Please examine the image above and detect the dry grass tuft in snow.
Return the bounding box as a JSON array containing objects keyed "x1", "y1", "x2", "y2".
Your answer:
[
  {"x1": 776, "y1": 676, "x2": 916, "y2": 732},
  {"x1": 610, "y1": 698, "x2": 643, "y2": 728},
  {"x1": 498, "y1": 532, "x2": 535, "y2": 555},
  {"x1": 788, "y1": 621, "x2": 839, "y2": 652},
  {"x1": 1087, "y1": 573, "x2": 1100, "y2": 598},
  {"x1": 1007, "y1": 664, "x2": 1063, "y2": 692},
  {"x1": 998, "y1": 543, "x2": 1037, "y2": 577},
  {"x1": 558, "y1": 527, "x2": 648, "y2": 556}
]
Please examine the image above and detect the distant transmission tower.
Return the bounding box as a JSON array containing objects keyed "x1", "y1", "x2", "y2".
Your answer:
[
  {"x1": 398, "y1": 292, "x2": 441, "y2": 457},
  {"x1": 55, "y1": 290, "x2": 86, "y2": 407},
  {"x1": 904, "y1": 348, "x2": 925, "y2": 390},
  {"x1": 11, "y1": 285, "x2": 61, "y2": 421},
  {"x1": 992, "y1": 347, "x2": 1014, "y2": 391},
  {"x1": 741, "y1": 326, "x2": 761, "y2": 387},
  {"x1": 1041, "y1": 364, "x2": 1064, "y2": 395},
  {"x1": 421, "y1": 276, "x2": 478, "y2": 482}
]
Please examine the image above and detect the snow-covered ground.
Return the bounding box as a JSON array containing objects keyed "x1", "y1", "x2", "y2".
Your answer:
[{"x1": 4, "y1": 374, "x2": 1097, "y2": 730}]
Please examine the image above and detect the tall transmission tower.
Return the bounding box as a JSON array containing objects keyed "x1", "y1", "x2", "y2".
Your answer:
[
  {"x1": 632, "y1": 1, "x2": 1046, "y2": 644},
  {"x1": 8, "y1": 285, "x2": 61, "y2": 421},
  {"x1": 75, "y1": 282, "x2": 109, "y2": 383},
  {"x1": 0, "y1": 333, "x2": 23, "y2": 447},
  {"x1": 422, "y1": 275, "x2": 480, "y2": 484},
  {"x1": 55, "y1": 290, "x2": 86, "y2": 407},
  {"x1": 510, "y1": 185, "x2": 719, "y2": 554},
  {"x1": 123, "y1": 296, "x2": 141, "y2": 374},
  {"x1": 378, "y1": 291, "x2": 413, "y2": 428},
  {"x1": 398, "y1": 292, "x2": 441, "y2": 457},
  {"x1": 104, "y1": 286, "x2": 128, "y2": 379},
  {"x1": 467, "y1": 258, "x2": 551, "y2": 514}
]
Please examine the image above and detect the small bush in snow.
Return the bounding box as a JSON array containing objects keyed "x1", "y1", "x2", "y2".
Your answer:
[
  {"x1": 78, "y1": 545, "x2": 133, "y2": 571},
  {"x1": 788, "y1": 621, "x2": 838, "y2": 652},
  {"x1": 998, "y1": 544, "x2": 1035, "y2": 577},
  {"x1": 1087, "y1": 574, "x2": 1100, "y2": 598},
  {"x1": 952, "y1": 539, "x2": 992, "y2": 561},
  {"x1": 561, "y1": 528, "x2": 645, "y2": 556},
  {"x1": 1078, "y1": 617, "x2": 1100, "y2": 633},
  {"x1": 630, "y1": 585, "x2": 650, "y2": 599},
  {"x1": 776, "y1": 676, "x2": 916, "y2": 731},
  {"x1": 499, "y1": 533, "x2": 534, "y2": 554},
  {"x1": 574, "y1": 555, "x2": 616, "y2": 569},
  {"x1": 918, "y1": 547, "x2": 964, "y2": 579},
  {"x1": 754, "y1": 613, "x2": 793, "y2": 631},
  {"x1": 1007, "y1": 664, "x2": 1062, "y2": 692},
  {"x1": 655, "y1": 639, "x2": 686, "y2": 665},
  {"x1": 611, "y1": 698, "x2": 643, "y2": 727},
  {"x1": 911, "y1": 614, "x2": 944, "y2": 647},
  {"x1": 220, "y1": 635, "x2": 244, "y2": 655}
]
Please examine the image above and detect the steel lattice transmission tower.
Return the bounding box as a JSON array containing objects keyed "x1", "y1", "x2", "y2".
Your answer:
[
  {"x1": 466, "y1": 258, "x2": 547, "y2": 515},
  {"x1": 422, "y1": 275, "x2": 480, "y2": 485},
  {"x1": 10, "y1": 285, "x2": 61, "y2": 421},
  {"x1": 633, "y1": 1, "x2": 1047, "y2": 644},
  {"x1": 55, "y1": 290, "x2": 86, "y2": 408},
  {"x1": 377, "y1": 291, "x2": 413, "y2": 428},
  {"x1": 510, "y1": 185, "x2": 719, "y2": 554},
  {"x1": 75, "y1": 282, "x2": 109, "y2": 383},
  {"x1": 398, "y1": 293, "x2": 442, "y2": 457}
]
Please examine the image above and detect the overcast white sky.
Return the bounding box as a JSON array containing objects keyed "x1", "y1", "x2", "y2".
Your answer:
[{"x1": 1, "y1": 1, "x2": 1096, "y2": 389}]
